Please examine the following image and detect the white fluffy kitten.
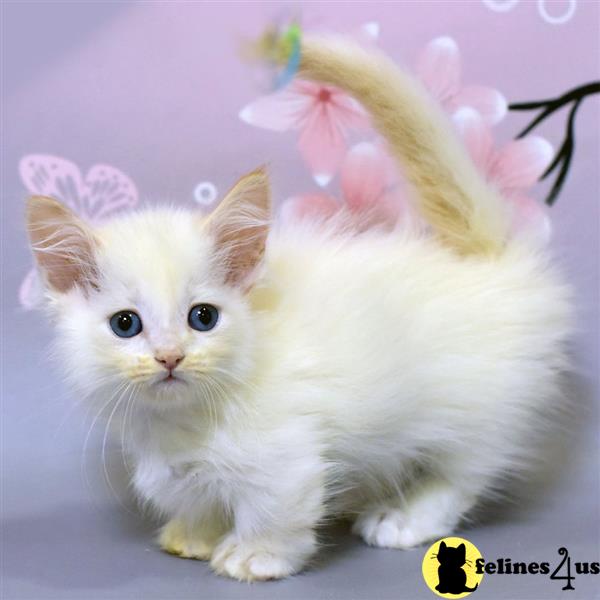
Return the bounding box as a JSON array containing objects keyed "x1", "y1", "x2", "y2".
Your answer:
[{"x1": 26, "y1": 37, "x2": 572, "y2": 581}]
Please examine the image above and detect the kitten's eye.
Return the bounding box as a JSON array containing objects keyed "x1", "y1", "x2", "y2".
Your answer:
[
  {"x1": 188, "y1": 304, "x2": 219, "y2": 332},
  {"x1": 109, "y1": 311, "x2": 143, "y2": 338}
]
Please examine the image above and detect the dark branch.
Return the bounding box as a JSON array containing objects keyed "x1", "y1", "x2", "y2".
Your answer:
[
  {"x1": 543, "y1": 99, "x2": 581, "y2": 206},
  {"x1": 509, "y1": 81, "x2": 600, "y2": 113},
  {"x1": 509, "y1": 81, "x2": 599, "y2": 205}
]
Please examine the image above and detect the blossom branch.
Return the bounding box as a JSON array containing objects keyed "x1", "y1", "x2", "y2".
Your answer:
[{"x1": 509, "y1": 81, "x2": 600, "y2": 205}]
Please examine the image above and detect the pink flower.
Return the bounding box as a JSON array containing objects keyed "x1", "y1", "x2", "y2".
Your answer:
[
  {"x1": 239, "y1": 80, "x2": 370, "y2": 186},
  {"x1": 281, "y1": 142, "x2": 409, "y2": 229},
  {"x1": 417, "y1": 36, "x2": 507, "y2": 125},
  {"x1": 453, "y1": 107, "x2": 553, "y2": 239}
]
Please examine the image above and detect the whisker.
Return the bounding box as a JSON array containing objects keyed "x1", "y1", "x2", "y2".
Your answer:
[
  {"x1": 120, "y1": 384, "x2": 137, "y2": 476},
  {"x1": 101, "y1": 382, "x2": 138, "y2": 516},
  {"x1": 80, "y1": 381, "x2": 128, "y2": 506}
]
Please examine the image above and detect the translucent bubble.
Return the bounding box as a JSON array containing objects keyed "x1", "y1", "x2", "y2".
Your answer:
[
  {"x1": 537, "y1": 0, "x2": 576, "y2": 25},
  {"x1": 194, "y1": 181, "x2": 218, "y2": 206},
  {"x1": 482, "y1": 0, "x2": 519, "y2": 12}
]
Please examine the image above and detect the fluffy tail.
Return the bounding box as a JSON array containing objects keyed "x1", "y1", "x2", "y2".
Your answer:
[{"x1": 298, "y1": 36, "x2": 509, "y2": 256}]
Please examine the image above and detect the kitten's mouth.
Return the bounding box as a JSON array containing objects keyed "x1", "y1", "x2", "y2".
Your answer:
[{"x1": 155, "y1": 372, "x2": 185, "y2": 387}]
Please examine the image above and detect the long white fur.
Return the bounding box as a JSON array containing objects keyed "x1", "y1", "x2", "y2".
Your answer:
[{"x1": 27, "y1": 39, "x2": 573, "y2": 582}]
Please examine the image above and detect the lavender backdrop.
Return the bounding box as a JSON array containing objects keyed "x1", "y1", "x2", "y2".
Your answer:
[{"x1": 2, "y1": 2, "x2": 599, "y2": 599}]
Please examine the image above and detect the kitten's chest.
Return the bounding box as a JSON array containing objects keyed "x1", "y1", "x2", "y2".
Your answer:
[{"x1": 130, "y1": 426, "x2": 253, "y2": 516}]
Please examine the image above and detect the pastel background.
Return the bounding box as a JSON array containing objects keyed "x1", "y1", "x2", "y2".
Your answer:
[{"x1": 1, "y1": 2, "x2": 598, "y2": 599}]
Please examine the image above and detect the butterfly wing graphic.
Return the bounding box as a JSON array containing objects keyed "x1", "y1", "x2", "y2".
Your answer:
[
  {"x1": 84, "y1": 164, "x2": 139, "y2": 221},
  {"x1": 18, "y1": 154, "x2": 139, "y2": 308},
  {"x1": 18, "y1": 155, "x2": 86, "y2": 214}
]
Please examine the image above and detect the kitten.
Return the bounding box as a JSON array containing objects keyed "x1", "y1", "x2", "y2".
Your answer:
[
  {"x1": 435, "y1": 541, "x2": 478, "y2": 594},
  {"x1": 26, "y1": 36, "x2": 572, "y2": 582}
]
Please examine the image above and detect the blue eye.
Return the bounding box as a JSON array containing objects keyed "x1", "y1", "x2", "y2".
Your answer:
[
  {"x1": 188, "y1": 304, "x2": 219, "y2": 332},
  {"x1": 110, "y1": 311, "x2": 142, "y2": 338}
]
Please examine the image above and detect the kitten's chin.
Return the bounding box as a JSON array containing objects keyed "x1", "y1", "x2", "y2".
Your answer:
[
  {"x1": 154, "y1": 373, "x2": 187, "y2": 388},
  {"x1": 140, "y1": 375, "x2": 196, "y2": 410}
]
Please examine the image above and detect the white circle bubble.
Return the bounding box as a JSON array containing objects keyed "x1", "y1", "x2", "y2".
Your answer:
[
  {"x1": 194, "y1": 181, "x2": 218, "y2": 206},
  {"x1": 482, "y1": 0, "x2": 520, "y2": 12},
  {"x1": 538, "y1": 0, "x2": 576, "y2": 25}
]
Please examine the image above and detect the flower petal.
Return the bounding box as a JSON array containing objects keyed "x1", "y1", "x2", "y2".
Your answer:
[
  {"x1": 416, "y1": 36, "x2": 461, "y2": 105},
  {"x1": 297, "y1": 103, "x2": 348, "y2": 186},
  {"x1": 506, "y1": 194, "x2": 552, "y2": 243},
  {"x1": 372, "y1": 138, "x2": 405, "y2": 185},
  {"x1": 341, "y1": 142, "x2": 388, "y2": 210},
  {"x1": 452, "y1": 107, "x2": 495, "y2": 174},
  {"x1": 492, "y1": 136, "x2": 554, "y2": 191},
  {"x1": 454, "y1": 84, "x2": 507, "y2": 125},
  {"x1": 291, "y1": 79, "x2": 324, "y2": 96},
  {"x1": 279, "y1": 194, "x2": 341, "y2": 223},
  {"x1": 357, "y1": 21, "x2": 380, "y2": 42},
  {"x1": 239, "y1": 88, "x2": 309, "y2": 131},
  {"x1": 329, "y1": 90, "x2": 371, "y2": 131},
  {"x1": 370, "y1": 186, "x2": 410, "y2": 228}
]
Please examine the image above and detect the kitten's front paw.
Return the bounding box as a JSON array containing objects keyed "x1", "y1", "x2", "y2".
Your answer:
[
  {"x1": 210, "y1": 532, "x2": 313, "y2": 582},
  {"x1": 158, "y1": 519, "x2": 217, "y2": 561},
  {"x1": 353, "y1": 505, "x2": 448, "y2": 549}
]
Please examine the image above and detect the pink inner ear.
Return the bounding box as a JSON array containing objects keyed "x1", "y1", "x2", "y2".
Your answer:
[
  {"x1": 27, "y1": 196, "x2": 98, "y2": 294},
  {"x1": 281, "y1": 194, "x2": 341, "y2": 223},
  {"x1": 208, "y1": 168, "x2": 271, "y2": 287}
]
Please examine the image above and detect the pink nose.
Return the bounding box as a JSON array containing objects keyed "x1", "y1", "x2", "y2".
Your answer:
[{"x1": 154, "y1": 351, "x2": 185, "y2": 371}]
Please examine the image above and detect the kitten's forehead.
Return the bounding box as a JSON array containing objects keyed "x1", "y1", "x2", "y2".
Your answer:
[{"x1": 96, "y1": 208, "x2": 215, "y2": 313}]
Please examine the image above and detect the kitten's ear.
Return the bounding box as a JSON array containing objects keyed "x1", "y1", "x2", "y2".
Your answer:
[
  {"x1": 206, "y1": 167, "x2": 270, "y2": 287},
  {"x1": 440, "y1": 541, "x2": 447, "y2": 550},
  {"x1": 26, "y1": 196, "x2": 99, "y2": 294},
  {"x1": 458, "y1": 543, "x2": 466, "y2": 557}
]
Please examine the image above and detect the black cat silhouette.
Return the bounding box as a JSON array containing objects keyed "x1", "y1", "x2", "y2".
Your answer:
[{"x1": 435, "y1": 541, "x2": 478, "y2": 594}]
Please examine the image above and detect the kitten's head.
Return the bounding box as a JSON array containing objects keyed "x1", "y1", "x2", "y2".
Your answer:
[
  {"x1": 437, "y1": 541, "x2": 466, "y2": 567},
  {"x1": 26, "y1": 168, "x2": 270, "y2": 412}
]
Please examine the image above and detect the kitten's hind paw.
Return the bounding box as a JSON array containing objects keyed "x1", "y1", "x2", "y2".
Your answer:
[
  {"x1": 352, "y1": 504, "x2": 450, "y2": 549},
  {"x1": 210, "y1": 532, "x2": 314, "y2": 581},
  {"x1": 354, "y1": 483, "x2": 473, "y2": 549},
  {"x1": 158, "y1": 519, "x2": 217, "y2": 561}
]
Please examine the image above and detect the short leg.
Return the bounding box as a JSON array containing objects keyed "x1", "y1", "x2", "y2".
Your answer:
[
  {"x1": 209, "y1": 448, "x2": 326, "y2": 581},
  {"x1": 159, "y1": 517, "x2": 225, "y2": 561},
  {"x1": 353, "y1": 479, "x2": 478, "y2": 549}
]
